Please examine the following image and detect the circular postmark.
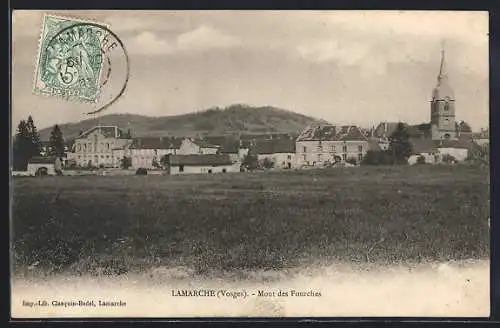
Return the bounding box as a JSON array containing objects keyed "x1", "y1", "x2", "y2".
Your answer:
[{"x1": 42, "y1": 21, "x2": 130, "y2": 115}]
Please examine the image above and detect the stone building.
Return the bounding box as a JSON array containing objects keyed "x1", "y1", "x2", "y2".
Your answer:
[
  {"x1": 295, "y1": 124, "x2": 371, "y2": 167},
  {"x1": 430, "y1": 48, "x2": 458, "y2": 141},
  {"x1": 68, "y1": 126, "x2": 132, "y2": 168}
]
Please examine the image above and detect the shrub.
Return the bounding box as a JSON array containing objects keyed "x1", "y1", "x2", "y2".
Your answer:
[
  {"x1": 361, "y1": 150, "x2": 393, "y2": 166},
  {"x1": 345, "y1": 157, "x2": 358, "y2": 166},
  {"x1": 135, "y1": 168, "x2": 148, "y2": 175},
  {"x1": 416, "y1": 155, "x2": 426, "y2": 165},
  {"x1": 121, "y1": 156, "x2": 132, "y2": 169},
  {"x1": 260, "y1": 157, "x2": 275, "y2": 169},
  {"x1": 441, "y1": 154, "x2": 457, "y2": 164}
]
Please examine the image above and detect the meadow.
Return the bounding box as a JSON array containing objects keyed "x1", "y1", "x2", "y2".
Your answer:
[{"x1": 11, "y1": 164, "x2": 490, "y2": 277}]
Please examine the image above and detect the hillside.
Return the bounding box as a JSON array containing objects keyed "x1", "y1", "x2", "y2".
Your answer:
[{"x1": 38, "y1": 104, "x2": 325, "y2": 141}]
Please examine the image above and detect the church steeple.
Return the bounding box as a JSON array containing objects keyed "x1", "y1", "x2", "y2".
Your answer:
[
  {"x1": 438, "y1": 47, "x2": 448, "y2": 82},
  {"x1": 432, "y1": 44, "x2": 454, "y2": 101},
  {"x1": 430, "y1": 42, "x2": 457, "y2": 141}
]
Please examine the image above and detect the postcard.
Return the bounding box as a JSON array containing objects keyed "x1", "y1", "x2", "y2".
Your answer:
[{"x1": 10, "y1": 10, "x2": 490, "y2": 318}]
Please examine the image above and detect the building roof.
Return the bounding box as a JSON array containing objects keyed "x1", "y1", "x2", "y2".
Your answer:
[
  {"x1": 367, "y1": 139, "x2": 382, "y2": 151},
  {"x1": 78, "y1": 126, "x2": 127, "y2": 139},
  {"x1": 218, "y1": 140, "x2": 240, "y2": 154},
  {"x1": 252, "y1": 139, "x2": 296, "y2": 154},
  {"x1": 192, "y1": 138, "x2": 220, "y2": 149},
  {"x1": 456, "y1": 121, "x2": 472, "y2": 133},
  {"x1": 410, "y1": 138, "x2": 438, "y2": 154},
  {"x1": 166, "y1": 154, "x2": 233, "y2": 166},
  {"x1": 373, "y1": 122, "x2": 426, "y2": 139},
  {"x1": 434, "y1": 138, "x2": 476, "y2": 150},
  {"x1": 432, "y1": 49, "x2": 455, "y2": 100},
  {"x1": 128, "y1": 137, "x2": 183, "y2": 149},
  {"x1": 296, "y1": 124, "x2": 368, "y2": 142},
  {"x1": 28, "y1": 156, "x2": 59, "y2": 164},
  {"x1": 373, "y1": 122, "x2": 400, "y2": 138}
]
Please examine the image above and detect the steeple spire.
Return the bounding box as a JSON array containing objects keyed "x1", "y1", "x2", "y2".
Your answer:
[
  {"x1": 438, "y1": 41, "x2": 448, "y2": 82},
  {"x1": 432, "y1": 41, "x2": 454, "y2": 100}
]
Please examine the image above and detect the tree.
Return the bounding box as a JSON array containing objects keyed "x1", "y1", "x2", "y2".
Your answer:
[
  {"x1": 12, "y1": 117, "x2": 42, "y2": 171},
  {"x1": 48, "y1": 124, "x2": 65, "y2": 157},
  {"x1": 152, "y1": 155, "x2": 161, "y2": 169},
  {"x1": 388, "y1": 122, "x2": 412, "y2": 165},
  {"x1": 242, "y1": 152, "x2": 259, "y2": 170},
  {"x1": 120, "y1": 156, "x2": 132, "y2": 169},
  {"x1": 26, "y1": 116, "x2": 41, "y2": 155}
]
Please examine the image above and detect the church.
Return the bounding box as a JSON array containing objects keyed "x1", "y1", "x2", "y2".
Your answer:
[
  {"x1": 406, "y1": 47, "x2": 478, "y2": 165},
  {"x1": 430, "y1": 48, "x2": 462, "y2": 141}
]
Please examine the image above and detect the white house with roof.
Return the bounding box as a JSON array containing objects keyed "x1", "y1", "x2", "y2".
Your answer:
[
  {"x1": 27, "y1": 156, "x2": 63, "y2": 176},
  {"x1": 163, "y1": 154, "x2": 240, "y2": 175},
  {"x1": 295, "y1": 123, "x2": 372, "y2": 167},
  {"x1": 252, "y1": 138, "x2": 296, "y2": 169}
]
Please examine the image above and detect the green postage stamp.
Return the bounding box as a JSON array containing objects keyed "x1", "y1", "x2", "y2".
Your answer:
[{"x1": 33, "y1": 15, "x2": 108, "y2": 103}]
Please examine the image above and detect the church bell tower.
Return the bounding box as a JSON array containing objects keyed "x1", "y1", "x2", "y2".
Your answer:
[{"x1": 430, "y1": 46, "x2": 457, "y2": 140}]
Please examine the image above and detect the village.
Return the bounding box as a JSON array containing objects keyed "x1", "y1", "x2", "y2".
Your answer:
[{"x1": 15, "y1": 49, "x2": 489, "y2": 177}]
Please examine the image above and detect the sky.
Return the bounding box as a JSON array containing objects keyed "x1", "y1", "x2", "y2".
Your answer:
[{"x1": 11, "y1": 10, "x2": 489, "y2": 132}]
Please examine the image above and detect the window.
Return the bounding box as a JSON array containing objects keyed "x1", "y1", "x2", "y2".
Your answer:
[
  {"x1": 330, "y1": 145, "x2": 335, "y2": 153},
  {"x1": 358, "y1": 145, "x2": 363, "y2": 152},
  {"x1": 83, "y1": 144, "x2": 87, "y2": 152},
  {"x1": 358, "y1": 153, "x2": 363, "y2": 162},
  {"x1": 101, "y1": 155, "x2": 104, "y2": 159},
  {"x1": 342, "y1": 145, "x2": 347, "y2": 153},
  {"x1": 106, "y1": 156, "x2": 110, "y2": 159},
  {"x1": 287, "y1": 155, "x2": 292, "y2": 160},
  {"x1": 342, "y1": 154, "x2": 347, "y2": 161},
  {"x1": 179, "y1": 165, "x2": 184, "y2": 173},
  {"x1": 303, "y1": 146, "x2": 307, "y2": 153},
  {"x1": 77, "y1": 144, "x2": 81, "y2": 152},
  {"x1": 318, "y1": 141, "x2": 323, "y2": 152},
  {"x1": 302, "y1": 154, "x2": 307, "y2": 162},
  {"x1": 318, "y1": 154, "x2": 323, "y2": 162},
  {"x1": 78, "y1": 155, "x2": 81, "y2": 159}
]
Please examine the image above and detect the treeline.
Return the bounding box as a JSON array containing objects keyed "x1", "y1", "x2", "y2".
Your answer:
[{"x1": 12, "y1": 116, "x2": 66, "y2": 171}]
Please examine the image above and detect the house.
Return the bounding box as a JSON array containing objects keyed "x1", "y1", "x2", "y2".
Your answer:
[
  {"x1": 163, "y1": 154, "x2": 240, "y2": 175},
  {"x1": 408, "y1": 137, "x2": 476, "y2": 165},
  {"x1": 125, "y1": 137, "x2": 183, "y2": 169},
  {"x1": 67, "y1": 125, "x2": 132, "y2": 168},
  {"x1": 252, "y1": 138, "x2": 296, "y2": 169},
  {"x1": 216, "y1": 139, "x2": 242, "y2": 163},
  {"x1": 295, "y1": 124, "x2": 370, "y2": 167},
  {"x1": 122, "y1": 137, "x2": 226, "y2": 169},
  {"x1": 434, "y1": 138, "x2": 475, "y2": 162},
  {"x1": 27, "y1": 156, "x2": 63, "y2": 176},
  {"x1": 408, "y1": 139, "x2": 439, "y2": 165}
]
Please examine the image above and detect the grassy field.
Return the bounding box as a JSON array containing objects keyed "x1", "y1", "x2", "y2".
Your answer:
[{"x1": 11, "y1": 164, "x2": 490, "y2": 277}]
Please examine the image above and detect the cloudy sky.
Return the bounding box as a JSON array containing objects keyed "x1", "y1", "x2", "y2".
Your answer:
[{"x1": 11, "y1": 10, "x2": 489, "y2": 131}]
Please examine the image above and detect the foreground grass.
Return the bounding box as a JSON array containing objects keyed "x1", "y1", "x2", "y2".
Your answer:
[{"x1": 11, "y1": 165, "x2": 490, "y2": 277}]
